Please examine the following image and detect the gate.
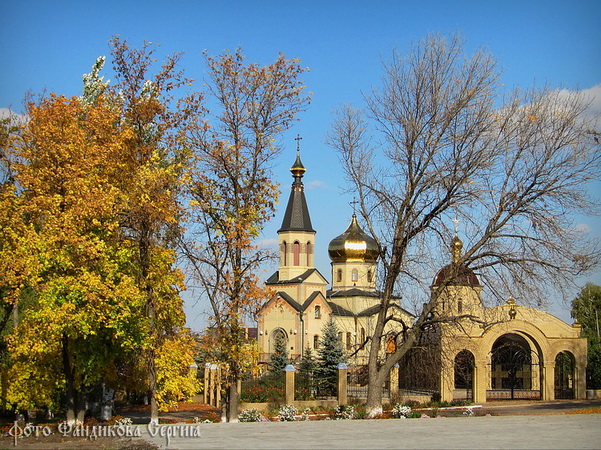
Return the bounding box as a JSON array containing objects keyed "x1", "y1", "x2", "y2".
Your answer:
[
  {"x1": 488, "y1": 336, "x2": 541, "y2": 400},
  {"x1": 554, "y1": 351, "x2": 575, "y2": 399}
]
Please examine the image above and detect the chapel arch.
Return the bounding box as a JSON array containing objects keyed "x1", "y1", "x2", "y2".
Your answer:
[
  {"x1": 454, "y1": 349, "x2": 475, "y2": 402},
  {"x1": 488, "y1": 333, "x2": 542, "y2": 400},
  {"x1": 554, "y1": 351, "x2": 575, "y2": 399}
]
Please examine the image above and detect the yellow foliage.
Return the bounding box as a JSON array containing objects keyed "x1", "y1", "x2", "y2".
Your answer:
[{"x1": 154, "y1": 329, "x2": 200, "y2": 411}]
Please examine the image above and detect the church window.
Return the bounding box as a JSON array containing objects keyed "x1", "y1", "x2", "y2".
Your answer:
[
  {"x1": 313, "y1": 335, "x2": 319, "y2": 349},
  {"x1": 352, "y1": 269, "x2": 358, "y2": 282},
  {"x1": 336, "y1": 269, "x2": 342, "y2": 282},
  {"x1": 315, "y1": 305, "x2": 321, "y2": 319},
  {"x1": 338, "y1": 332, "x2": 343, "y2": 343},
  {"x1": 346, "y1": 332, "x2": 352, "y2": 350},
  {"x1": 306, "y1": 241, "x2": 312, "y2": 266},
  {"x1": 283, "y1": 241, "x2": 287, "y2": 266},
  {"x1": 386, "y1": 335, "x2": 396, "y2": 353},
  {"x1": 367, "y1": 269, "x2": 373, "y2": 283},
  {"x1": 361, "y1": 327, "x2": 366, "y2": 343},
  {"x1": 293, "y1": 241, "x2": 300, "y2": 266},
  {"x1": 457, "y1": 299, "x2": 463, "y2": 314}
]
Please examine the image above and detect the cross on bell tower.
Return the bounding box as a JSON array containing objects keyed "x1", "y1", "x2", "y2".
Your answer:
[{"x1": 295, "y1": 134, "x2": 303, "y2": 153}]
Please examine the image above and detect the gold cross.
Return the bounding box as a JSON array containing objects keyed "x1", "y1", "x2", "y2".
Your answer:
[
  {"x1": 295, "y1": 134, "x2": 303, "y2": 152},
  {"x1": 350, "y1": 197, "x2": 359, "y2": 214},
  {"x1": 452, "y1": 217, "x2": 460, "y2": 235}
]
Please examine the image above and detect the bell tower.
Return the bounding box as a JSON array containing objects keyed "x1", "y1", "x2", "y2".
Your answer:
[{"x1": 277, "y1": 140, "x2": 316, "y2": 281}]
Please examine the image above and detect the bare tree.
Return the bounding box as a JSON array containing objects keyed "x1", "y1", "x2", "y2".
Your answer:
[{"x1": 327, "y1": 34, "x2": 601, "y2": 416}]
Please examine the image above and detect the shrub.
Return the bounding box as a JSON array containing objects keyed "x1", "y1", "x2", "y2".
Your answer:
[
  {"x1": 238, "y1": 408, "x2": 266, "y2": 422},
  {"x1": 241, "y1": 374, "x2": 285, "y2": 403},
  {"x1": 277, "y1": 404, "x2": 298, "y2": 421}
]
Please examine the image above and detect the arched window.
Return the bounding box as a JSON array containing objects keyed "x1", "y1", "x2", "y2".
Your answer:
[
  {"x1": 361, "y1": 327, "x2": 366, "y2": 343},
  {"x1": 351, "y1": 269, "x2": 358, "y2": 282},
  {"x1": 386, "y1": 335, "x2": 396, "y2": 353},
  {"x1": 282, "y1": 241, "x2": 287, "y2": 266},
  {"x1": 336, "y1": 269, "x2": 342, "y2": 282},
  {"x1": 315, "y1": 305, "x2": 321, "y2": 319},
  {"x1": 313, "y1": 335, "x2": 320, "y2": 349},
  {"x1": 457, "y1": 299, "x2": 463, "y2": 314},
  {"x1": 306, "y1": 241, "x2": 312, "y2": 266},
  {"x1": 271, "y1": 328, "x2": 288, "y2": 354},
  {"x1": 338, "y1": 332, "x2": 343, "y2": 343},
  {"x1": 367, "y1": 269, "x2": 373, "y2": 283},
  {"x1": 293, "y1": 241, "x2": 300, "y2": 266},
  {"x1": 346, "y1": 332, "x2": 352, "y2": 350}
]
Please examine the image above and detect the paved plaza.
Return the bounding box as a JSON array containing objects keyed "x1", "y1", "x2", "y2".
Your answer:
[{"x1": 138, "y1": 414, "x2": 601, "y2": 449}]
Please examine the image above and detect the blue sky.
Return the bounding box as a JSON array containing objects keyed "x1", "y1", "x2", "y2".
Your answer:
[{"x1": 2, "y1": 1, "x2": 600, "y2": 328}]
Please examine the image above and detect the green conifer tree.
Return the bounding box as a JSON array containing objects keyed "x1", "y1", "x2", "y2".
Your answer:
[
  {"x1": 297, "y1": 347, "x2": 317, "y2": 398},
  {"x1": 269, "y1": 333, "x2": 289, "y2": 373},
  {"x1": 315, "y1": 320, "x2": 346, "y2": 396}
]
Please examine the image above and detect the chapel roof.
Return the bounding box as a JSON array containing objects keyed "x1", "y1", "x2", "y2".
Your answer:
[{"x1": 432, "y1": 235, "x2": 481, "y2": 288}]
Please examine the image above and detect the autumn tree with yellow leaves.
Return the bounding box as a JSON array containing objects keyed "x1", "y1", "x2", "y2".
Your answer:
[
  {"x1": 0, "y1": 39, "x2": 309, "y2": 424},
  {"x1": 182, "y1": 49, "x2": 310, "y2": 421},
  {"x1": 5, "y1": 94, "x2": 145, "y2": 422},
  {"x1": 1, "y1": 39, "x2": 203, "y2": 422},
  {"x1": 103, "y1": 37, "x2": 203, "y2": 423}
]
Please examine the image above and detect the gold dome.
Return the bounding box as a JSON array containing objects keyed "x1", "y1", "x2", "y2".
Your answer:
[
  {"x1": 328, "y1": 214, "x2": 379, "y2": 262},
  {"x1": 450, "y1": 235, "x2": 463, "y2": 263}
]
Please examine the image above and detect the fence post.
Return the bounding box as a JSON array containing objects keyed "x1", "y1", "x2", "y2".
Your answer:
[
  {"x1": 337, "y1": 363, "x2": 348, "y2": 406},
  {"x1": 203, "y1": 363, "x2": 210, "y2": 404},
  {"x1": 285, "y1": 364, "x2": 296, "y2": 404},
  {"x1": 390, "y1": 363, "x2": 399, "y2": 400},
  {"x1": 214, "y1": 364, "x2": 221, "y2": 408}
]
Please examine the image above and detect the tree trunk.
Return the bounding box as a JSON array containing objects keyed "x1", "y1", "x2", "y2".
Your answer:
[
  {"x1": 365, "y1": 292, "x2": 389, "y2": 417},
  {"x1": 227, "y1": 379, "x2": 239, "y2": 423},
  {"x1": 148, "y1": 348, "x2": 159, "y2": 424},
  {"x1": 62, "y1": 333, "x2": 83, "y2": 424},
  {"x1": 366, "y1": 374, "x2": 384, "y2": 417}
]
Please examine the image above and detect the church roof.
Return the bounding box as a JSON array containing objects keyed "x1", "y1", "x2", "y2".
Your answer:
[
  {"x1": 324, "y1": 301, "x2": 413, "y2": 319},
  {"x1": 265, "y1": 268, "x2": 327, "y2": 285},
  {"x1": 357, "y1": 303, "x2": 414, "y2": 318},
  {"x1": 257, "y1": 290, "x2": 328, "y2": 316},
  {"x1": 276, "y1": 291, "x2": 303, "y2": 312},
  {"x1": 278, "y1": 151, "x2": 315, "y2": 233},
  {"x1": 327, "y1": 287, "x2": 381, "y2": 298},
  {"x1": 301, "y1": 291, "x2": 323, "y2": 310},
  {"x1": 327, "y1": 301, "x2": 355, "y2": 317}
]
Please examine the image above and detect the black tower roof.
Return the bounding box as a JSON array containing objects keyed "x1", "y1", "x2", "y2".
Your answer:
[{"x1": 278, "y1": 150, "x2": 315, "y2": 233}]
